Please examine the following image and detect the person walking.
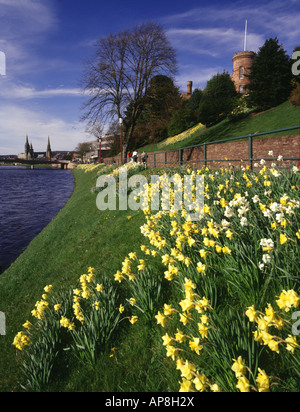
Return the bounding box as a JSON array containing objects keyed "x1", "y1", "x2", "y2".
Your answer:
[
  {"x1": 142, "y1": 151, "x2": 148, "y2": 166},
  {"x1": 132, "y1": 150, "x2": 138, "y2": 163}
]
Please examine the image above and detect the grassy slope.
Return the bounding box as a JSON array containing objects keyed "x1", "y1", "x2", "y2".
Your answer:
[
  {"x1": 0, "y1": 168, "x2": 146, "y2": 391},
  {"x1": 141, "y1": 101, "x2": 300, "y2": 153}
]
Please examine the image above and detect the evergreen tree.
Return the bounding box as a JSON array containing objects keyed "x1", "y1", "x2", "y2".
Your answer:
[
  {"x1": 167, "y1": 88, "x2": 203, "y2": 137},
  {"x1": 198, "y1": 72, "x2": 237, "y2": 127},
  {"x1": 247, "y1": 37, "x2": 293, "y2": 110}
]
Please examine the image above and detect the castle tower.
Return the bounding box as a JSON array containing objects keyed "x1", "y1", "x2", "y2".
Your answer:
[
  {"x1": 181, "y1": 81, "x2": 193, "y2": 100},
  {"x1": 232, "y1": 51, "x2": 256, "y2": 94},
  {"x1": 187, "y1": 81, "x2": 193, "y2": 97},
  {"x1": 46, "y1": 137, "x2": 52, "y2": 160}
]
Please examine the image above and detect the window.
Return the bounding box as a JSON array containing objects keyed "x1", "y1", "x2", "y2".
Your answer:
[
  {"x1": 239, "y1": 67, "x2": 244, "y2": 79},
  {"x1": 239, "y1": 86, "x2": 244, "y2": 93}
]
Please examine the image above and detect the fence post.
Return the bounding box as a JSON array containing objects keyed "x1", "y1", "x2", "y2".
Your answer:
[
  {"x1": 248, "y1": 134, "x2": 253, "y2": 170},
  {"x1": 203, "y1": 144, "x2": 207, "y2": 167},
  {"x1": 153, "y1": 153, "x2": 156, "y2": 168},
  {"x1": 179, "y1": 149, "x2": 183, "y2": 165}
]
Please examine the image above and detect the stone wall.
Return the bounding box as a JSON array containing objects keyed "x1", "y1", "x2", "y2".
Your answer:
[{"x1": 103, "y1": 133, "x2": 300, "y2": 169}]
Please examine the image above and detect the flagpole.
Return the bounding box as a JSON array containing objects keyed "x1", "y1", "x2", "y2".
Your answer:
[{"x1": 244, "y1": 20, "x2": 248, "y2": 51}]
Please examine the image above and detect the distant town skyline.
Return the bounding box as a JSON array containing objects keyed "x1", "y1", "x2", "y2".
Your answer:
[{"x1": 0, "y1": 0, "x2": 299, "y2": 155}]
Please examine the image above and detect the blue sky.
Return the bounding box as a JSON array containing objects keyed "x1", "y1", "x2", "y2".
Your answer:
[{"x1": 0, "y1": 0, "x2": 299, "y2": 155}]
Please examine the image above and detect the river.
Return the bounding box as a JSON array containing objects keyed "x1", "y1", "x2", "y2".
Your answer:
[{"x1": 0, "y1": 166, "x2": 75, "y2": 273}]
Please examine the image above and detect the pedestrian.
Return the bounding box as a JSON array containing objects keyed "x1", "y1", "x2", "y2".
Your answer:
[
  {"x1": 142, "y1": 151, "x2": 148, "y2": 166},
  {"x1": 128, "y1": 151, "x2": 133, "y2": 163},
  {"x1": 132, "y1": 150, "x2": 138, "y2": 163}
]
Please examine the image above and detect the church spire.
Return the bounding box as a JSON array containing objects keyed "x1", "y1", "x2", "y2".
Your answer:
[
  {"x1": 46, "y1": 137, "x2": 52, "y2": 160},
  {"x1": 25, "y1": 135, "x2": 30, "y2": 160}
]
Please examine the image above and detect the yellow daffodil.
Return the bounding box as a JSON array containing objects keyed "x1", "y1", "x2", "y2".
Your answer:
[
  {"x1": 129, "y1": 315, "x2": 138, "y2": 324},
  {"x1": 155, "y1": 311, "x2": 167, "y2": 327},
  {"x1": 231, "y1": 356, "x2": 246, "y2": 378},
  {"x1": 280, "y1": 233, "x2": 288, "y2": 245},
  {"x1": 256, "y1": 369, "x2": 270, "y2": 392},
  {"x1": 236, "y1": 376, "x2": 250, "y2": 392}
]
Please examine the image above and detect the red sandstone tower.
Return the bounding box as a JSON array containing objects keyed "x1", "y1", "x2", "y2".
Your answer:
[
  {"x1": 181, "y1": 81, "x2": 193, "y2": 99},
  {"x1": 232, "y1": 51, "x2": 256, "y2": 93},
  {"x1": 232, "y1": 50, "x2": 256, "y2": 94}
]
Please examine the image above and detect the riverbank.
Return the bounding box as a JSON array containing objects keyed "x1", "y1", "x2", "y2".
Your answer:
[{"x1": 0, "y1": 167, "x2": 145, "y2": 391}]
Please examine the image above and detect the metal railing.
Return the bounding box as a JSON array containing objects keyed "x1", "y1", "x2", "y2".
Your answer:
[{"x1": 104, "y1": 125, "x2": 300, "y2": 169}]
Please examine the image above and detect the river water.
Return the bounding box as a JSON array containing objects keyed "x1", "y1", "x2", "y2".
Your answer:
[{"x1": 0, "y1": 166, "x2": 75, "y2": 273}]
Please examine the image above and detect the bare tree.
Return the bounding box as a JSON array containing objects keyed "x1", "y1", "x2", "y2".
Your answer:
[
  {"x1": 86, "y1": 121, "x2": 104, "y2": 139},
  {"x1": 81, "y1": 22, "x2": 177, "y2": 158}
]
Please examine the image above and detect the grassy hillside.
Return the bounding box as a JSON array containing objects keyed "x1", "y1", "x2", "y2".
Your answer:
[{"x1": 141, "y1": 101, "x2": 300, "y2": 153}]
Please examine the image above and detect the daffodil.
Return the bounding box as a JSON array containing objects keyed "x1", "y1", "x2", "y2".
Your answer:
[
  {"x1": 280, "y1": 233, "x2": 288, "y2": 245},
  {"x1": 236, "y1": 376, "x2": 250, "y2": 392},
  {"x1": 285, "y1": 335, "x2": 299, "y2": 354},
  {"x1": 155, "y1": 311, "x2": 167, "y2": 327},
  {"x1": 179, "y1": 378, "x2": 193, "y2": 392},
  {"x1": 193, "y1": 373, "x2": 209, "y2": 392},
  {"x1": 129, "y1": 316, "x2": 138, "y2": 324},
  {"x1": 231, "y1": 356, "x2": 246, "y2": 378},
  {"x1": 166, "y1": 345, "x2": 177, "y2": 360},
  {"x1": 256, "y1": 369, "x2": 270, "y2": 392},
  {"x1": 189, "y1": 337, "x2": 203, "y2": 355}
]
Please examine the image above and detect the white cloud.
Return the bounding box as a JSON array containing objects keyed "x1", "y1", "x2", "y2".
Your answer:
[
  {"x1": 0, "y1": 104, "x2": 89, "y2": 154},
  {"x1": 164, "y1": 0, "x2": 300, "y2": 54},
  {"x1": 0, "y1": 79, "x2": 83, "y2": 100},
  {"x1": 167, "y1": 28, "x2": 263, "y2": 57}
]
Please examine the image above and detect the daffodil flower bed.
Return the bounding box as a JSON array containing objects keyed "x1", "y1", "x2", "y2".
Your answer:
[
  {"x1": 13, "y1": 158, "x2": 300, "y2": 392},
  {"x1": 157, "y1": 123, "x2": 205, "y2": 149}
]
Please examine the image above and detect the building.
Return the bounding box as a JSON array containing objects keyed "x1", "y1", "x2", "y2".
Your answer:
[
  {"x1": 232, "y1": 50, "x2": 256, "y2": 94},
  {"x1": 181, "y1": 81, "x2": 193, "y2": 100},
  {"x1": 81, "y1": 135, "x2": 115, "y2": 163}
]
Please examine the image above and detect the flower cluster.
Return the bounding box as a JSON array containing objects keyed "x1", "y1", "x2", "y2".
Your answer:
[
  {"x1": 136, "y1": 158, "x2": 300, "y2": 391},
  {"x1": 231, "y1": 357, "x2": 270, "y2": 392},
  {"x1": 246, "y1": 290, "x2": 300, "y2": 354},
  {"x1": 154, "y1": 281, "x2": 221, "y2": 392},
  {"x1": 12, "y1": 331, "x2": 31, "y2": 352}
]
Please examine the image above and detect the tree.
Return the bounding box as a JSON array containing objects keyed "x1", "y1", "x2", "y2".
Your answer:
[
  {"x1": 81, "y1": 22, "x2": 177, "y2": 158},
  {"x1": 75, "y1": 142, "x2": 93, "y2": 163},
  {"x1": 198, "y1": 72, "x2": 237, "y2": 127},
  {"x1": 167, "y1": 88, "x2": 203, "y2": 137},
  {"x1": 246, "y1": 38, "x2": 293, "y2": 110},
  {"x1": 130, "y1": 75, "x2": 182, "y2": 146}
]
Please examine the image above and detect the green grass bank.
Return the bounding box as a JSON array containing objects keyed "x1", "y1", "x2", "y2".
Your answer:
[
  {"x1": 0, "y1": 168, "x2": 146, "y2": 391},
  {"x1": 141, "y1": 101, "x2": 300, "y2": 153}
]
